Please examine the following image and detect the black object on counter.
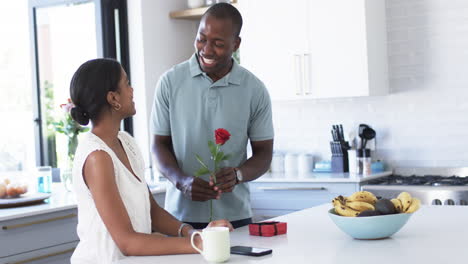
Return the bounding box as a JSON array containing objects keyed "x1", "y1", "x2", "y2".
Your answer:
[
  {"x1": 358, "y1": 124, "x2": 376, "y2": 149},
  {"x1": 330, "y1": 140, "x2": 350, "y2": 173},
  {"x1": 330, "y1": 124, "x2": 350, "y2": 173}
]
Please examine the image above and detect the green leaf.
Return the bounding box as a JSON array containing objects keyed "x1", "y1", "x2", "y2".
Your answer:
[
  {"x1": 195, "y1": 154, "x2": 209, "y2": 170},
  {"x1": 221, "y1": 154, "x2": 231, "y2": 161},
  {"x1": 194, "y1": 167, "x2": 210, "y2": 177},
  {"x1": 208, "y1": 141, "x2": 216, "y2": 157},
  {"x1": 215, "y1": 151, "x2": 224, "y2": 162}
]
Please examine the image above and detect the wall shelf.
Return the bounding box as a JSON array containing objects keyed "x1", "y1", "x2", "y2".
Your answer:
[{"x1": 170, "y1": 2, "x2": 238, "y2": 20}]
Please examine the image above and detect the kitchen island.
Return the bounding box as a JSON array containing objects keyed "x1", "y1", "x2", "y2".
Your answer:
[{"x1": 116, "y1": 203, "x2": 468, "y2": 264}]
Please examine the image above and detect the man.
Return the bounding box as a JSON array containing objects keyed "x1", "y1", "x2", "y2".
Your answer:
[{"x1": 151, "y1": 3, "x2": 273, "y2": 229}]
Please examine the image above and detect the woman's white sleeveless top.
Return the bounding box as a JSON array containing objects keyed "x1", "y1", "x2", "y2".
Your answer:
[{"x1": 71, "y1": 131, "x2": 151, "y2": 264}]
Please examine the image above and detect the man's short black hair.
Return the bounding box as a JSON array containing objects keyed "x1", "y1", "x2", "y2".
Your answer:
[{"x1": 203, "y1": 3, "x2": 243, "y2": 38}]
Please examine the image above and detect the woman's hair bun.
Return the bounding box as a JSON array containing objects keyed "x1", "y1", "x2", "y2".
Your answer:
[{"x1": 70, "y1": 106, "x2": 90, "y2": 126}]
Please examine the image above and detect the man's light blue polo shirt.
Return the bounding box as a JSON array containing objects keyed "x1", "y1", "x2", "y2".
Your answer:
[{"x1": 151, "y1": 54, "x2": 274, "y2": 222}]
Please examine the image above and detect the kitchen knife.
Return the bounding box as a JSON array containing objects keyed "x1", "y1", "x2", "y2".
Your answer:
[
  {"x1": 338, "y1": 124, "x2": 344, "y2": 141},
  {"x1": 337, "y1": 142, "x2": 343, "y2": 155},
  {"x1": 333, "y1": 125, "x2": 340, "y2": 141}
]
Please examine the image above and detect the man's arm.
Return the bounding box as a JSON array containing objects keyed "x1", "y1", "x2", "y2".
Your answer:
[
  {"x1": 214, "y1": 139, "x2": 273, "y2": 193},
  {"x1": 238, "y1": 139, "x2": 273, "y2": 182},
  {"x1": 152, "y1": 135, "x2": 219, "y2": 201}
]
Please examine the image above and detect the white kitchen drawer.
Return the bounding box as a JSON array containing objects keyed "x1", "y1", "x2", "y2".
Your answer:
[
  {"x1": 2, "y1": 241, "x2": 77, "y2": 264},
  {"x1": 249, "y1": 182, "x2": 358, "y2": 211},
  {"x1": 0, "y1": 208, "x2": 78, "y2": 258}
]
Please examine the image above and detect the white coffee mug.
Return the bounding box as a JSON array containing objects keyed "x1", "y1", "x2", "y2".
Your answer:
[{"x1": 191, "y1": 226, "x2": 230, "y2": 263}]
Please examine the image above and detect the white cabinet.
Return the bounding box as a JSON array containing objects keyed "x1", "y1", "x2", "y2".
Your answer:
[
  {"x1": 249, "y1": 181, "x2": 359, "y2": 221},
  {"x1": 239, "y1": 0, "x2": 308, "y2": 101},
  {"x1": 0, "y1": 209, "x2": 78, "y2": 264},
  {"x1": 238, "y1": 0, "x2": 388, "y2": 100}
]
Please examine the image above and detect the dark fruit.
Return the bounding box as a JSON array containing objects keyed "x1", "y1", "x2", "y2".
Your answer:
[
  {"x1": 357, "y1": 210, "x2": 381, "y2": 217},
  {"x1": 375, "y1": 199, "x2": 397, "y2": 215}
]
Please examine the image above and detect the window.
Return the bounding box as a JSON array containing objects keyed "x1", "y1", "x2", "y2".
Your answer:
[
  {"x1": 0, "y1": 0, "x2": 130, "y2": 172},
  {"x1": 34, "y1": 2, "x2": 98, "y2": 168},
  {"x1": 30, "y1": 0, "x2": 131, "y2": 169}
]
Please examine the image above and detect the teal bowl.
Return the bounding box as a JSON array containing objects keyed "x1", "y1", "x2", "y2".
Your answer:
[{"x1": 328, "y1": 208, "x2": 413, "y2": 239}]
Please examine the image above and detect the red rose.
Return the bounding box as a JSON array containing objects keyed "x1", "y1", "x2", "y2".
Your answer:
[{"x1": 215, "y1": 128, "x2": 231, "y2": 145}]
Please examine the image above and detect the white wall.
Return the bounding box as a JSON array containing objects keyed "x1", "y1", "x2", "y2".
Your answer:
[
  {"x1": 128, "y1": 0, "x2": 198, "y2": 180},
  {"x1": 273, "y1": 0, "x2": 468, "y2": 168}
]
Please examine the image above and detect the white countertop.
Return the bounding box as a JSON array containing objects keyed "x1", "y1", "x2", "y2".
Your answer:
[
  {"x1": 255, "y1": 171, "x2": 392, "y2": 183},
  {"x1": 0, "y1": 183, "x2": 166, "y2": 222},
  {"x1": 116, "y1": 203, "x2": 468, "y2": 264}
]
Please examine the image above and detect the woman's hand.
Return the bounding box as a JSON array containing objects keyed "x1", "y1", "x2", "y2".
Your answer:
[{"x1": 207, "y1": 219, "x2": 234, "y2": 231}]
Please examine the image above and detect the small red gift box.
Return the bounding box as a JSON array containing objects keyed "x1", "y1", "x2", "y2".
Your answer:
[{"x1": 249, "y1": 221, "x2": 287, "y2": 237}]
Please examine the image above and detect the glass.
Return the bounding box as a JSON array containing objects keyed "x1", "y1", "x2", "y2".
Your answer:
[
  {"x1": 60, "y1": 168, "x2": 73, "y2": 192},
  {"x1": 37, "y1": 166, "x2": 52, "y2": 193},
  {"x1": 363, "y1": 149, "x2": 372, "y2": 175},
  {"x1": 356, "y1": 149, "x2": 363, "y2": 174},
  {"x1": 0, "y1": 2, "x2": 35, "y2": 171},
  {"x1": 35, "y1": 2, "x2": 97, "y2": 169}
]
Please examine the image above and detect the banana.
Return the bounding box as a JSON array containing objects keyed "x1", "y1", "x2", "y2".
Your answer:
[
  {"x1": 397, "y1": 192, "x2": 413, "y2": 212},
  {"x1": 332, "y1": 195, "x2": 346, "y2": 207},
  {"x1": 405, "y1": 197, "x2": 421, "y2": 213},
  {"x1": 347, "y1": 191, "x2": 377, "y2": 205},
  {"x1": 332, "y1": 198, "x2": 340, "y2": 208},
  {"x1": 332, "y1": 195, "x2": 360, "y2": 217},
  {"x1": 334, "y1": 203, "x2": 361, "y2": 217},
  {"x1": 346, "y1": 200, "x2": 375, "y2": 212},
  {"x1": 391, "y1": 198, "x2": 403, "y2": 212}
]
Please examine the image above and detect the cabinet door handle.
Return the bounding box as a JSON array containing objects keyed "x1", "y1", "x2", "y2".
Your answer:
[
  {"x1": 9, "y1": 248, "x2": 75, "y2": 264},
  {"x1": 258, "y1": 187, "x2": 326, "y2": 191},
  {"x1": 2, "y1": 213, "x2": 77, "y2": 230},
  {"x1": 303, "y1": 53, "x2": 311, "y2": 95},
  {"x1": 293, "y1": 54, "x2": 303, "y2": 95}
]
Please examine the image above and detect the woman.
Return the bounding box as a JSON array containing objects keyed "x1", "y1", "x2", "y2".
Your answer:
[{"x1": 69, "y1": 58, "x2": 233, "y2": 264}]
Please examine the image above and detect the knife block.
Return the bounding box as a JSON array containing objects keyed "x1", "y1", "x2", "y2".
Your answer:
[{"x1": 330, "y1": 142, "x2": 349, "y2": 173}]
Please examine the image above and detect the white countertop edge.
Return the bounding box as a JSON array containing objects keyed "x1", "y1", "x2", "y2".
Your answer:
[
  {"x1": 0, "y1": 184, "x2": 167, "y2": 222},
  {"x1": 254, "y1": 171, "x2": 392, "y2": 183},
  {"x1": 0, "y1": 204, "x2": 78, "y2": 222}
]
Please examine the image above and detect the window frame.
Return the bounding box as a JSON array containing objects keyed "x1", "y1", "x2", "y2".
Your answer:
[{"x1": 28, "y1": 0, "x2": 131, "y2": 166}]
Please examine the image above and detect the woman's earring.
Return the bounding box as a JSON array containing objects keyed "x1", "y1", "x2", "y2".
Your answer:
[{"x1": 114, "y1": 103, "x2": 122, "y2": 111}]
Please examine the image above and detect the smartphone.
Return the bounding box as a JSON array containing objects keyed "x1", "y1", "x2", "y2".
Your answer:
[{"x1": 230, "y1": 246, "x2": 272, "y2": 257}]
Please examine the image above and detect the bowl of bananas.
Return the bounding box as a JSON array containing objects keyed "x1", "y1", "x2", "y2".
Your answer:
[{"x1": 328, "y1": 191, "x2": 420, "y2": 240}]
